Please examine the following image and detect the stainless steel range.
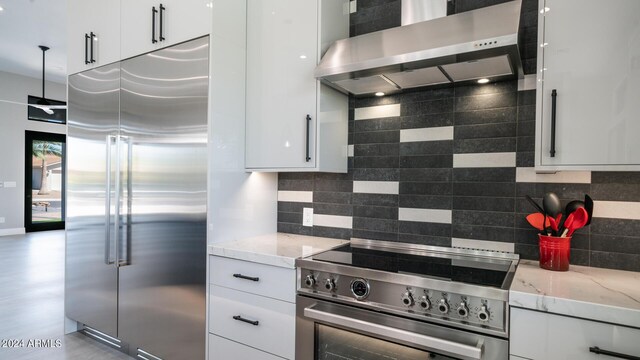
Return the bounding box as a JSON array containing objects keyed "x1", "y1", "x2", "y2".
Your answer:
[{"x1": 295, "y1": 239, "x2": 519, "y2": 360}]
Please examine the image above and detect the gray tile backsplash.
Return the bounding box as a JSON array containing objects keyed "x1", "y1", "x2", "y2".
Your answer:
[{"x1": 276, "y1": 0, "x2": 640, "y2": 272}]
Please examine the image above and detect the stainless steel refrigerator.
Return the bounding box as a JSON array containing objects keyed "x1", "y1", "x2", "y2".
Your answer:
[{"x1": 65, "y1": 36, "x2": 208, "y2": 360}]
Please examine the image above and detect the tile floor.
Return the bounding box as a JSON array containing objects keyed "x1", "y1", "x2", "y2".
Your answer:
[{"x1": 0, "y1": 230, "x2": 132, "y2": 360}]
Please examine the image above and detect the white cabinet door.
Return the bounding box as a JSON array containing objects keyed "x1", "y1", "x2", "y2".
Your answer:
[
  {"x1": 67, "y1": 0, "x2": 120, "y2": 74},
  {"x1": 510, "y1": 308, "x2": 640, "y2": 360},
  {"x1": 245, "y1": 0, "x2": 319, "y2": 169},
  {"x1": 536, "y1": 0, "x2": 640, "y2": 169},
  {"x1": 120, "y1": 0, "x2": 211, "y2": 60}
]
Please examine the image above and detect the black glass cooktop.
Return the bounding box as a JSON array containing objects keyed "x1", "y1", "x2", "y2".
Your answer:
[{"x1": 310, "y1": 244, "x2": 513, "y2": 288}]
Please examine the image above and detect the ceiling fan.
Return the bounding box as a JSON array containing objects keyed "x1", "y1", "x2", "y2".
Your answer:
[{"x1": 0, "y1": 45, "x2": 67, "y2": 115}]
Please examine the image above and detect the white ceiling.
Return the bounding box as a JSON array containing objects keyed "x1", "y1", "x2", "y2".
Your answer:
[{"x1": 0, "y1": 0, "x2": 67, "y2": 84}]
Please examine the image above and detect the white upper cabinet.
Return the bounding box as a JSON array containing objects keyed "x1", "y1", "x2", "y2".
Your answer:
[
  {"x1": 68, "y1": 0, "x2": 211, "y2": 74},
  {"x1": 120, "y1": 0, "x2": 212, "y2": 60},
  {"x1": 536, "y1": 0, "x2": 640, "y2": 170},
  {"x1": 245, "y1": 0, "x2": 349, "y2": 172},
  {"x1": 67, "y1": 0, "x2": 120, "y2": 74}
]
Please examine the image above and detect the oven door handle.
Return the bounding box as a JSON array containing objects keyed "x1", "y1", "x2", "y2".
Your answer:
[{"x1": 304, "y1": 305, "x2": 484, "y2": 360}]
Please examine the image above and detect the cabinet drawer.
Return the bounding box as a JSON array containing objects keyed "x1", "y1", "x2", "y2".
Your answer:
[
  {"x1": 511, "y1": 308, "x2": 640, "y2": 360},
  {"x1": 208, "y1": 334, "x2": 284, "y2": 360},
  {"x1": 209, "y1": 285, "x2": 295, "y2": 359},
  {"x1": 209, "y1": 256, "x2": 296, "y2": 302}
]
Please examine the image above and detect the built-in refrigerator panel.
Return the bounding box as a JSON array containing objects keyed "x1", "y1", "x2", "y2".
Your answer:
[
  {"x1": 117, "y1": 36, "x2": 209, "y2": 360},
  {"x1": 66, "y1": 63, "x2": 121, "y2": 338}
]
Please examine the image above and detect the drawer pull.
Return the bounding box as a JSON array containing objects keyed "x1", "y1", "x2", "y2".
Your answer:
[
  {"x1": 233, "y1": 273, "x2": 260, "y2": 282},
  {"x1": 589, "y1": 346, "x2": 640, "y2": 360},
  {"x1": 233, "y1": 315, "x2": 259, "y2": 326}
]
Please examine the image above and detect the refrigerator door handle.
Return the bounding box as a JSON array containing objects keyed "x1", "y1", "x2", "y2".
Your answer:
[
  {"x1": 117, "y1": 135, "x2": 132, "y2": 267},
  {"x1": 104, "y1": 135, "x2": 116, "y2": 265}
]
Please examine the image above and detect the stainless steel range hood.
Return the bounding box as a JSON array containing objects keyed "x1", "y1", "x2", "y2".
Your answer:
[{"x1": 315, "y1": 0, "x2": 523, "y2": 96}]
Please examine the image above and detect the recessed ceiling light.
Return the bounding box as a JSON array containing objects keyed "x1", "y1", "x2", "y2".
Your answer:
[
  {"x1": 299, "y1": 55, "x2": 307, "y2": 59},
  {"x1": 0, "y1": 5, "x2": 4, "y2": 11},
  {"x1": 375, "y1": 92, "x2": 385, "y2": 97},
  {"x1": 477, "y1": 78, "x2": 489, "y2": 84}
]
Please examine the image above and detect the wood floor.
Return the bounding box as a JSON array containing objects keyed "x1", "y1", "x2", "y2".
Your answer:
[{"x1": 0, "y1": 231, "x2": 133, "y2": 360}]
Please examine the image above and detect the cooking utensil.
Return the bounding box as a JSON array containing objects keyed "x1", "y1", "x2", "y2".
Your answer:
[
  {"x1": 526, "y1": 213, "x2": 545, "y2": 231},
  {"x1": 584, "y1": 194, "x2": 594, "y2": 226},
  {"x1": 543, "y1": 192, "x2": 562, "y2": 217},
  {"x1": 545, "y1": 213, "x2": 562, "y2": 236},
  {"x1": 565, "y1": 200, "x2": 585, "y2": 216},
  {"x1": 525, "y1": 195, "x2": 545, "y2": 214},
  {"x1": 564, "y1": 207, "x2": 589, "y2": 237},
  {"x1": 560, "y1": 212, "x2": 575, "y2": 237},
  {"x1": 543, "y1": 192, "x2": 561, "y2": 235}
]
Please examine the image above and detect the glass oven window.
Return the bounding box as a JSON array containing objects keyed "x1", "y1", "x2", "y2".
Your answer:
[{"x1": 315, "y1": 324, "x2": 457, "y2": 360}]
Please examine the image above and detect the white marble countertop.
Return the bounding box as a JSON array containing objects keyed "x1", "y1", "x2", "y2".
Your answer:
[
  {"x1": 510, "y1": 260, "x2": 640, "y2": 328},
  {"x1": 208, "y1": 232, "x2": 349, "y2": 269}
]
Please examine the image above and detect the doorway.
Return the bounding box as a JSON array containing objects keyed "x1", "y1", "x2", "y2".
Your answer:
[{"x1": 25, "y1": 131, "x2": 66, "y2": 232}]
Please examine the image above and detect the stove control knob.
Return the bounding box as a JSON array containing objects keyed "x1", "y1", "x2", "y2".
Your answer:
[
  {"x1": 350, "y1": 278, "x2": 370, "y2": 300},
  {"x1": 324, "y1": 278, "x2": 336, "y2": 292},
  {"x1": 401, "y1": 292, "x2": 414, "y2": 307},
  {"x1": 478, "y1": 306, "x2": 490, "y2": 322},
  {"x1": 419, "y1": 296, "x2": 431, "y2": 310},
  {"x1": 457, "y1": 302, "x2": 469, "y2": 318},
  {"x1": 437, "y1": 299, "x2": 450, "y2": 314},
  {"x1": 304, "y1": 275, "x2": 316, "y2": 288}
]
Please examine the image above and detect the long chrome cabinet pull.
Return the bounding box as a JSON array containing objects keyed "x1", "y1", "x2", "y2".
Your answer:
[
  {"x1": 589, "y1": 347, "x2": 640, "y2": 360},
  {"x1": 159, "y1": 4, "x2": 166, "y2": 41},
  {"x1": 104, "y1": 135, "x2": 116, "y2": 265},
  {"x1": 233, "y1": 273, "x2": 260, "y2": 282},
  {"x1": 117, "y1": 135, "x2": 132, "y2": 267},
  {"x1": 550, "y1": 89, "x2": 557, "y2": 158},
  {"x1": 233, "y1": 315, "x2": 259, "y2": 326},
  {"x1": 152, "y1": 6, "x2": 158, "y2": 44},
  {"x1": 305, "y1": 114, "x2": 312, "y2": 162}
]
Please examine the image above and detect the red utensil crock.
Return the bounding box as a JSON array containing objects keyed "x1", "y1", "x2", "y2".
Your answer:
[{"x1": 538, "y1": 234, "x2": 571, "y2": 271}]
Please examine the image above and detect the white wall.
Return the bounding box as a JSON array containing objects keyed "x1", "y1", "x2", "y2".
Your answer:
[
  {"x1": 0, "y1": 70, "x2": 66, "y2": 235},
  {"x1": 207, "y1": 0, "x2": 278, "y2": 245}
]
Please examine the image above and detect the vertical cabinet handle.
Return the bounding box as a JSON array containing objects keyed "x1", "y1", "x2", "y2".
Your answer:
[
  {"x1": 118, "y1": 135, "x2": 133, "y2": 267},
  {"x1": 159, "y1": 4, "x2": 166, "y2": 42},
  {"x1": 152, "y1": 6, "x2": 158, "y2": 44},
  {"x1": 84, "y1": 33, "x2": 90, "y2": 64},
  {"x1": 104, "y1": 135, "x2": 116, "y2": 265},
  {"x1": 589, "y1": 347, "x2": 640, "y2": 360},
  {"x1": 550, "y1": 89, "x2": 557, "y2": 158},
  {"x1": 90, "y1": 32, "x2": 96, "y2": 63},
  {"x1": 305, "y1": 114, "x2": 312, "y2": 162}
]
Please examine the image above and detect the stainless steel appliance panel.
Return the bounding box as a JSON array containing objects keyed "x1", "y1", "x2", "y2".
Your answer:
[
  {"x1": 117, "y1": 36, "x2": 209, "y2": 360},
  {"x1": 66, "y1": 63, "x2": 121, "y2": 338},
  {"x1": 297, "y1": 295, "x2": 509, "y2": 360}
]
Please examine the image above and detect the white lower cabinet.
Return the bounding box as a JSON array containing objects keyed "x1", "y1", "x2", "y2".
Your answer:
[
  {"x1": 510, "y1": 308, "x2": 640, "y2": 360},
  {"x1": 209, "y1": 256, "x2": 296, "y2": 302},
  {"x1": 208, "y1": 256, "x2": 296, "y2": 360},
  {"x1": 209, "y1": 285, "x2": 295, "y2": 359},
  {"x1": 208, "y1": 335, "x2": 284, "y2": 360}
]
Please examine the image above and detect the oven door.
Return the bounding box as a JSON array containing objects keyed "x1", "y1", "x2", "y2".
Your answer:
[{"x1": 296, "y1": 295, "x2": 508, "y2": 360}]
